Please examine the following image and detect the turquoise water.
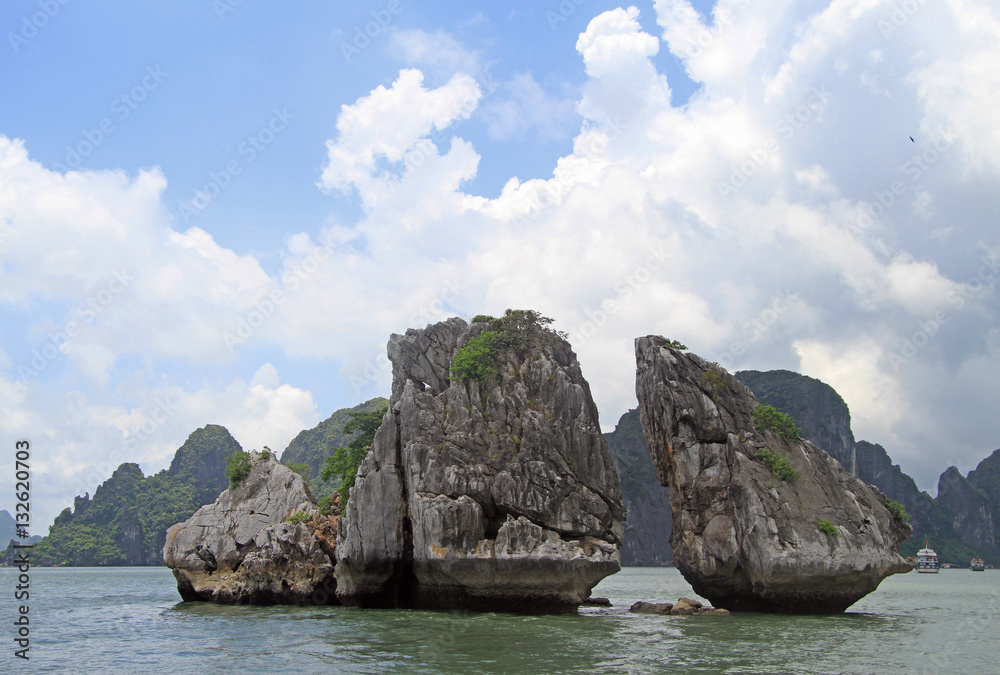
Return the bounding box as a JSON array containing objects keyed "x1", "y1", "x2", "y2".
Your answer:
[{"x1": 3, "y1": 566, "x2": 998, "y2": 674}]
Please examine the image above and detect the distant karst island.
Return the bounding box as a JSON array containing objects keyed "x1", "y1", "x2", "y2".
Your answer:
[{"x1": 9, "y1": 311, "x2": 1000, "y2": 615}]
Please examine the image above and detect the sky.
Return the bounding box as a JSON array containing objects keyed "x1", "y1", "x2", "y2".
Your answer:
[{"x1": 2, "y1": 0, "x2": 999, "y2": 532}]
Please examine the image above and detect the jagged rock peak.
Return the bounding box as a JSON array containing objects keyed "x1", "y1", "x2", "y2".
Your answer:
[
  {"x1": 634, "y1": 336, "x2": 911, "y2": 613},
  {"x1": 164, "y1": 451, "x2": 339, "y2": 605},
  {"x1": 336, "y1": 314, "x2": 625, "y2": 612}
]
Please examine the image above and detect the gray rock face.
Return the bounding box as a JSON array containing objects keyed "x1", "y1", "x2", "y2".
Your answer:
[
  {"x1": 938, "y1": 466, "x2": 996, "y2": 554},
  {"x1": 336, "y1": 317, "x2": 625, "y2": 612},
  {"x1": 164, "y1": 453, "x2": 337, "y2": 605},
  {"x1": 635, "y1": 336, "x2": 911, "y2": 613}
]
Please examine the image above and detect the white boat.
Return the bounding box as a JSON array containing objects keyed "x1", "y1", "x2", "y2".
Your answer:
[
  {"x1": 970, "y1": 557, "x2": 985, "y2": 572},
  {"x1": 916, "y1": 538, "x2": 939, "y2": 573}
]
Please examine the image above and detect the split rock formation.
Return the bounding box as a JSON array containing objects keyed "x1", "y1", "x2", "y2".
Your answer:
[
  {"x1": 336, "y1": 316, "x2": 625, "y2": 612},
  {"x1": 635, "y1": 336, "x2": 911, "y2": 613}
]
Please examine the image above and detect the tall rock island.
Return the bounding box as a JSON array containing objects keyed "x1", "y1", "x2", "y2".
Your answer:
[
  {"x1": 635, "y1": 336, "x2": 911, "y2": 613},
  {"x1": 164, "y1": 452, "x2": 339, "y2": 605},
  {"x1": 336, "y1": 313, "x2": 625, "y2": 612}
]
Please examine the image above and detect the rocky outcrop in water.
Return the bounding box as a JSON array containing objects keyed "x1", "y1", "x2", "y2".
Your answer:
[
  {"x1": 336, "y1": 314, "x2": 625, "y2": 612},
  {"x1": 164, "y1": 452, "x2": 338, "y2": 605},
  {"x1": 628, "y1": 598, "x2": 729, "y2": 616},
  {"x1": 635, "y1": 336, "x2": 911, "y2": 613}
]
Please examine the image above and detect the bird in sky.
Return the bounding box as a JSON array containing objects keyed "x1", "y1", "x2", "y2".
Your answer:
[{"x1": 910, "y1": 136, "x2": 915, "y2": 142}]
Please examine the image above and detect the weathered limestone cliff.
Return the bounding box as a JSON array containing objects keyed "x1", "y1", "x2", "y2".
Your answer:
[
  {"x1": 164, "y1": 452, "x2": 338, "y2": 605},
  {"x1": 937, "y1": 466, "x2": 996, "y2": 554},
  {"x1": 635, "y1": 336, "x2": 911, "y2": 613},
  {"x1": 336, "y1": 315, "x2": 625, "y2": 612}
]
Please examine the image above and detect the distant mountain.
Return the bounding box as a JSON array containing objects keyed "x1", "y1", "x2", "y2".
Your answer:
[
  {"x1": 967, "y1": 450, "x2": 1000, "y2": 555},
  {"x1": 1, "y1": 509, "x2": 17, "y2": 544},
  {"x1": 736, "y1": 369, "x2": 999, "y2": 564},
  {"x1": 937, "y1": 466, "x2": 995, "y2": 554},
  {"x1": 1, "y1": 510, "x2": 42, "y2": 549},
  {"x1": 604, "y1": 409, "x2": 672, "y2": 566},
  {"x1": 735, "y1": 370, "x2": 856, "y2": 474},
  {"x1": 854, "y1": 441, "x2": 980, "y2": 561},
  {"x1": 20, "y1": 425, "x2": 241, "y2": 566},
  {"x1": 280, "y1": 397, "x2": 388, "y2": 500}
]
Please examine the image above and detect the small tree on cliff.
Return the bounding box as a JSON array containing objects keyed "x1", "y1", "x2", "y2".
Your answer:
[
  {"x1": 320, "y1": 405, "x2": 388, "y2": 504},
  {"x1": 451, "y1": 309, "x2": 567, "y2": 383}
]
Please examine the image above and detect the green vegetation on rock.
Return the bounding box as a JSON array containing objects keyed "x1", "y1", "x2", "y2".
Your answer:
[
  {"x1": 450, "y1": 309, "x2": 566, "y2": 384},
  {"x1": 882, "y1": 497, "x2": 910, "y2": 522},
  {"x1": 753, "y1": 404, "x2": 800, "y2": 441},
  {"x1": 701, "y1": 369, "x2": 727, "y2": 390},
  {"x1": 320, "y1": 405, "x2": 389, "y2": 504},
  {"x1": 226, "y1": 450, "x2": 252, "y2": 487},
  {"x1": 279, "y1": 397, "x2": 389, "y2": 502},
  {"x1": 287, "y1": 510, "x2": 309, "y2": 525},
  {"x1": 817, "y1": 520, "x2": 837, "y2": 536},
  {"x1": 753, "y1": 448, "x2": 798, "y2": 482},
  {"x1": 450, "y1": 330, "x2": 499, "y2": 383},
  {"x1": 285, "y1": 462, "x2": 311, "y2": 480},
  {"x1": 317, "y1": 494, "x2": 334, "y2": 516}
]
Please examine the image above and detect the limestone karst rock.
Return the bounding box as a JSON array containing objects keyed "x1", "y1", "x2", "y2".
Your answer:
[
  {"x1": 937, "y1": 466, "x2": 996, "y2": 555},
  {"x1": 635, "y1": 336, "x2": 911, "y2": 613},
  {"x1": 336, "y1": 314, "x2": 625, "y2": 612},
  {"x1": 164, "y1": 452, "x2": 338, "y2": 605}
]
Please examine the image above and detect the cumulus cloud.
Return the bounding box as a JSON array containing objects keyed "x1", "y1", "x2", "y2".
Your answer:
[{"x1": 318, "y1": 69, "x2": 482, "y2": 206}]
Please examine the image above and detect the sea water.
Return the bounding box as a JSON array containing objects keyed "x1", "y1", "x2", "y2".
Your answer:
[{"x1": 2, "y1": 566, "x2": 997, "y2": 674}]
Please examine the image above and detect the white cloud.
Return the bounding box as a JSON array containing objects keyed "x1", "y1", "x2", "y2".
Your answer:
[
  {"x1": 387, "y1": 28, "x2": 485, "y2": 81},
  {"x1": 908, "y1": 1, "x2": 1000, "y2": 175},
  {"x1": 794, "y1": 336, "x2": 906, "y2": 451},
  {"x1": 318, "y1": 69, "x2": 482, "y2": 206},
  {"x1": 577, "y1": 6, "x2": 672, "y2": 127},
  {"x1": 0, "y1": 137, "x2": 275, "y2": 383}
]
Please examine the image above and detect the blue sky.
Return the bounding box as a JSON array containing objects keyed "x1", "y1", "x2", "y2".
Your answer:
[{"x1": 2, "y1": 0, "x2": 999, "y2": 530}]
